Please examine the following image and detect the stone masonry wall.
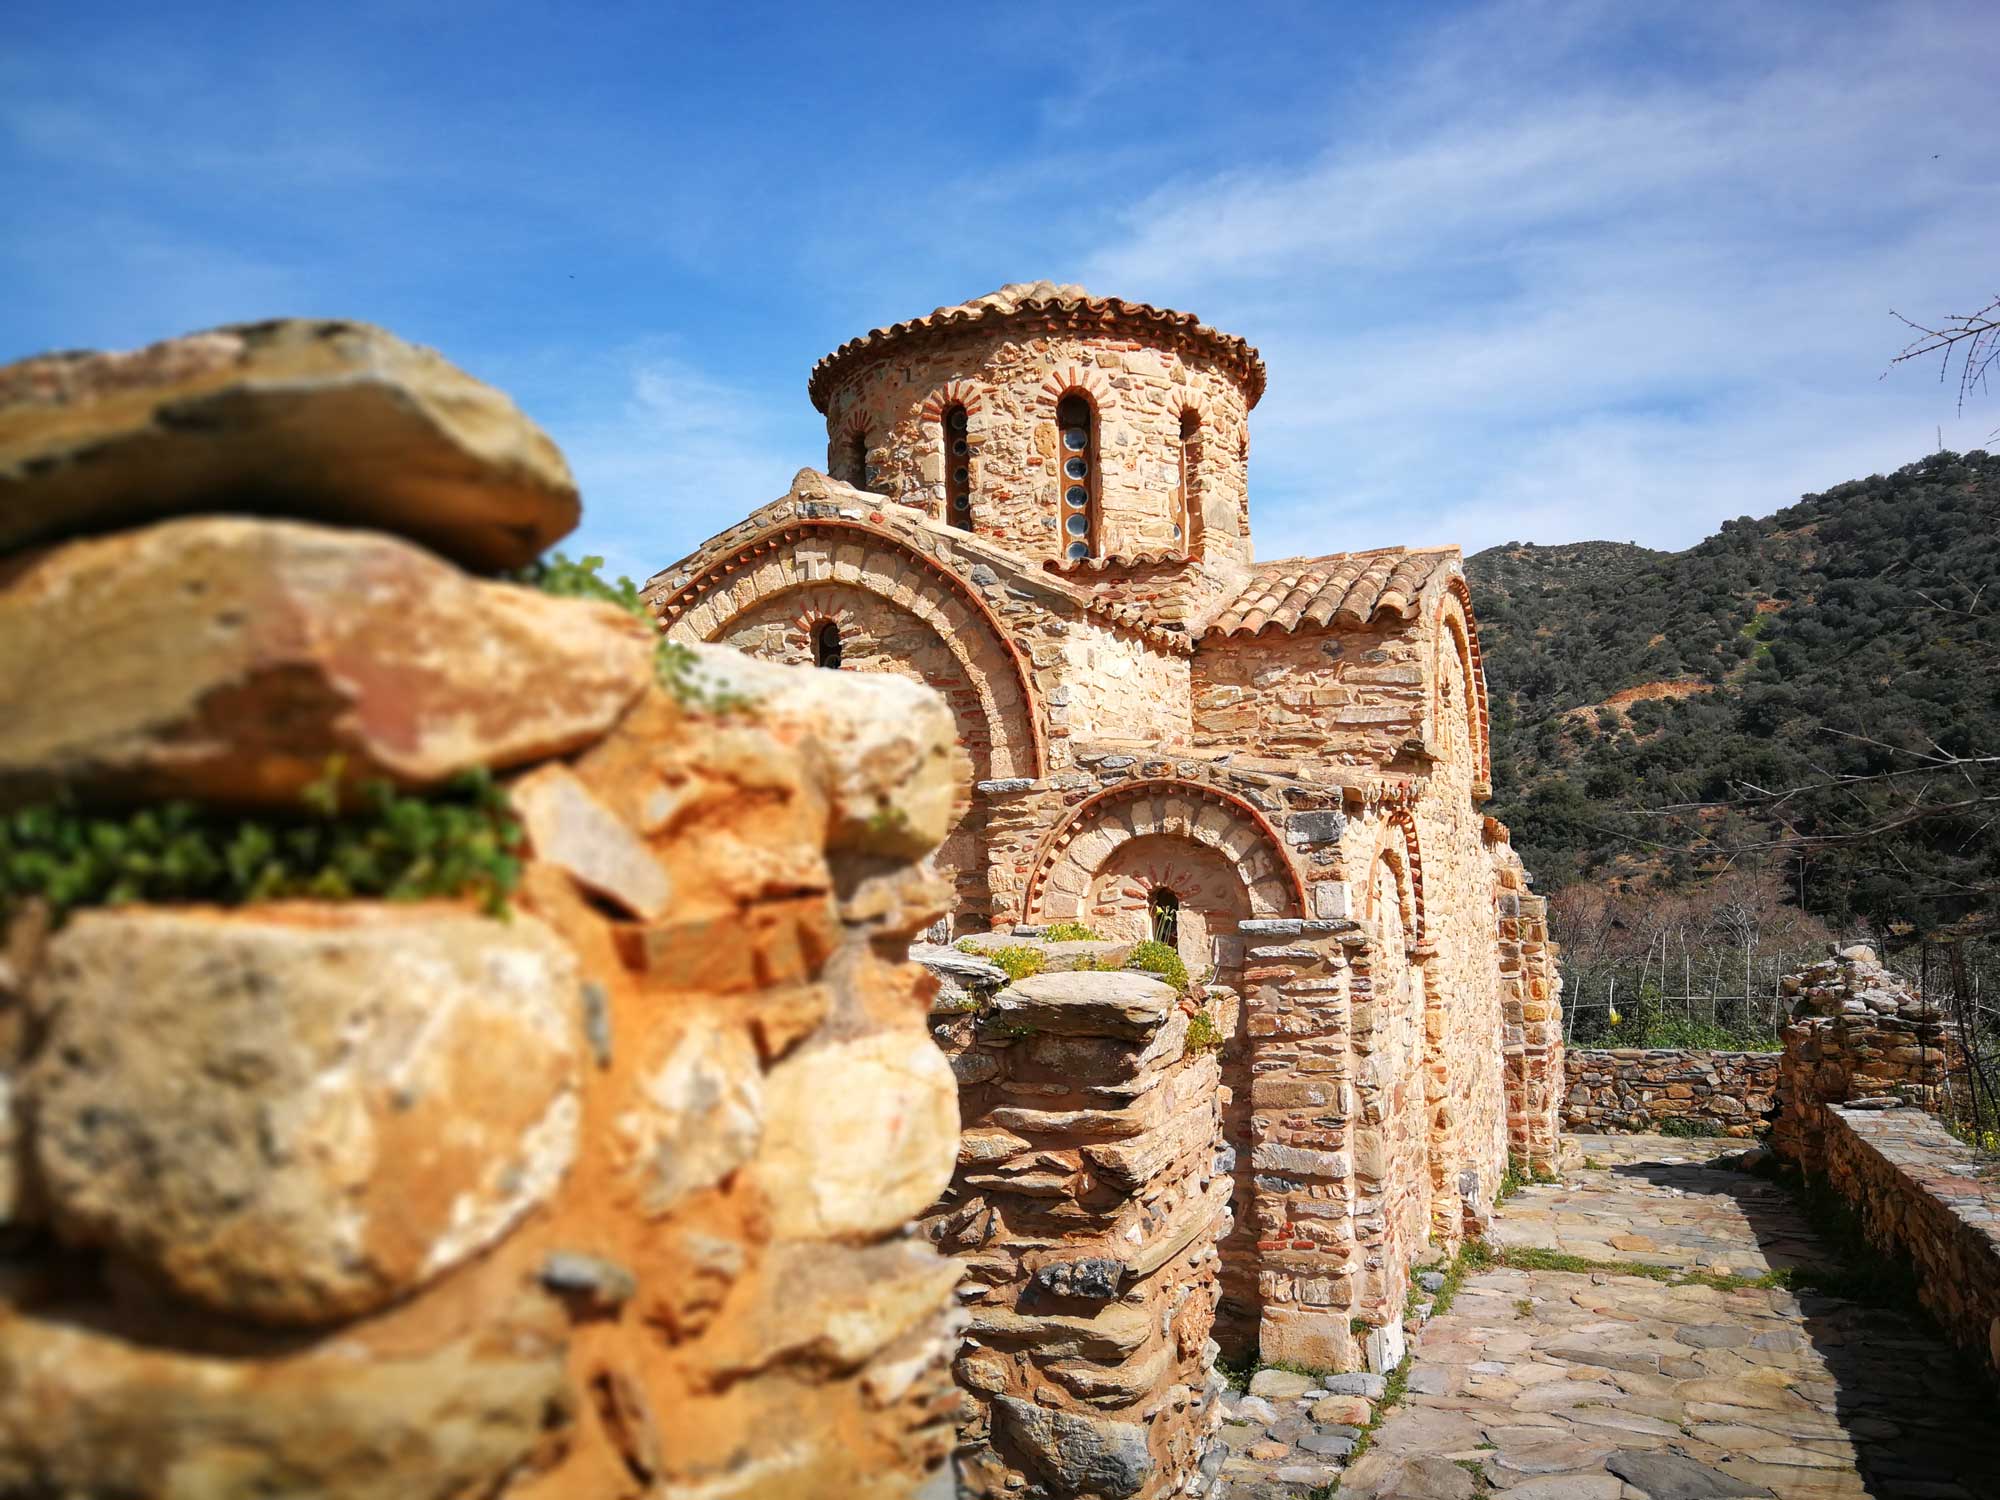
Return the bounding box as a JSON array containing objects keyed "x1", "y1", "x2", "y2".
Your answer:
[
  {"x1": 1766, "y1": 947, "x2": 1997, "y2": 1386},
  {"x1": 1820, "y1": 1105, "x2": 2000, "y2": 1387},
  {"x1": 1191, "y1": 623, "x2": 1427, "y2": 771},
  {"x1": 0, "y1": 321, "x2": 972, "y2": 1499},
  {"x1": 923, "y1": 962, "x2": 1230, "y2": 1499},
  {"x1": 1772, "y1": 945, "x2": 1952, "y2": 1174},
  {"x1": 1564, "y1": 1050, "x2": 1781, "y2": 1137},
  {"x1": 1492, "y1": 856, "x2": 1564, "y2": 1174}
]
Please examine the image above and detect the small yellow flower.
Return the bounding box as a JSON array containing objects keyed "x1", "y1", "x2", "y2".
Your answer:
[{"x1": 1607, "y1": 1006, "x2": 1623, "y2": 1027}]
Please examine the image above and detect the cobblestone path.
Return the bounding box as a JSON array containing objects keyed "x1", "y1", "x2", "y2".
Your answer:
[{"x1": 1217, "y1": 1134, "x2": 2000, "y2": 1500}]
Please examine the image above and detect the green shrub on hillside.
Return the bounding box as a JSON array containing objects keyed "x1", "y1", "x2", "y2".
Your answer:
[{"x1": 1043, "y1": 920, "x2": 1101, "y2": 943}]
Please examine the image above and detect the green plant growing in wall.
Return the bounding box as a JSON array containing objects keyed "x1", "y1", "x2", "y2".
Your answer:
[
  {"x1": 1184, "y1": 1010, "x2": 1223, "y2": 1056},
  {"x1": 1042, "y1": 920, "x2": 1101, "y2": 942},
  {"x1": 0, "y1": 761, "x2": 523, "y2": 925},
  {"x1": 1124, "y1": 938, "x2": 1189, "y2": 994},
  {"x1": 986, "y1": 945, "x2": 1048, "y2": 984}
]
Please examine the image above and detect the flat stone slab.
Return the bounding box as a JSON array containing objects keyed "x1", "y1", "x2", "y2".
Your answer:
[
  {"x1": 1606, "y1": 1449, "x2": 1773, "y2": 1498},
  {"x1": 1246, "y1": 1369, "x2": 1316, "y2": 1400},
  {"x1": 910, "y1": 944, "x2": 1009, "y2": 1004},
  {"x1": 1273, "y1": 1135, "x2": 2000, "y2": 1500},
  {"x1": 0, "y1": 319, "x2": 578, "y2": 570},
  {"x1": 986, "y1": 970, "x2": 1179, "y2": 1039}
]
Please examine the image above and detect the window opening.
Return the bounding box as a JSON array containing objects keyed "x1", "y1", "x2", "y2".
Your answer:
[
  {"x1": 847, "y1": 431, "x2": 870, "y2": 491},
  {"x1": 813, "y1": 620, "x2": 843, "y2": 669},
  {"x1": 1057, "y1": 392, "x2": 1097, "y2": 560},
  {"x1": 1177, "y1": 408, "x2": 1201, "y2": 552},
  {"x1": 1149, "y1": 887, "x2": 1180, "y2": 947},
  {"x1": 944, "y1": 403, "x2": 972, "y2": 530}
]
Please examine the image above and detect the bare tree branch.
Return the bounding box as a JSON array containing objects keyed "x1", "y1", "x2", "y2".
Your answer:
[{"x1": 1889, "y1": 294, "x2": 2000, "y2": 421}]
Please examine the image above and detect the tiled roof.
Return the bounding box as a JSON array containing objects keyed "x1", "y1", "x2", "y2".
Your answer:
[
  {"x1": 1203, "y1": 547, "x2": 1456, "y2": 638},
  {"x1": 808, "y1": 281, "x2": 1266, "y2": 411},
  {"x1": 1042, "y1": 549, "x2": 1191, "y2": 574}
]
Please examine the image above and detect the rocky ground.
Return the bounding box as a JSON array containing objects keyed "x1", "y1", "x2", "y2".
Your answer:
[{"x1": 1214, "y1": 1135, "x2": 2000, "y2": 1499}]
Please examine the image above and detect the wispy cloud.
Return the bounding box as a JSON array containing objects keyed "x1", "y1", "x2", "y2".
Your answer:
[
  {"x1": 538, "y1": 344, "x2": 820, "y2": 585},
  {"x1": 3, "y1": 0, "x2": 1994, "y2": 574},
  {"x1": 1081, "y1": 0, "x2": 2000, "y2": 557}
]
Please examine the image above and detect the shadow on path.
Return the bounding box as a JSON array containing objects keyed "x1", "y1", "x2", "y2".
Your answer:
[{"x1": 1611, "y1": 1151, "x2": 2000, "y2": 1500}]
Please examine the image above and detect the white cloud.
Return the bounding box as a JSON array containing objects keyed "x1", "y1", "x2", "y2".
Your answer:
[{"x1": 1079, "y1": 0, "x2": 2000, "y2": 559}]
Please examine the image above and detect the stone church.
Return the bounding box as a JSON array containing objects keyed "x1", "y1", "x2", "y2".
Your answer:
[{"x1": 645, "y1": 283, "x2": 1563, "y2": 1368}]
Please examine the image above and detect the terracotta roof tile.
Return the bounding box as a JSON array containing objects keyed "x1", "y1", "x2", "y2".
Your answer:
[
  {"x1": 809, "y1": 282, "x2": 1266, "y2": 411},
  {"x1": 1203, "y1": 547, "x2": 1456, "y2": 638},
  {"x1": 1042, "y1": 549, "x2": 1191, "y2": 575}
]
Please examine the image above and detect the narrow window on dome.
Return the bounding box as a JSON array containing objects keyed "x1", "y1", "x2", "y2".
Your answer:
[
  {"x1": 943, "y1": 402, "x2": 972, "y2": 531},
  {"x1": 813, "y1": 619, "x2": 843, "y2": 669},
  {"x1": 1177, "y1": 408, "x2": 1202, "y2": 555},
  {"x1": 847, "y1": 430, "x2": 870, "y2": 491},
  {"x1": 1056, "y1": 392, "x2": 1097, "y2": 561}
]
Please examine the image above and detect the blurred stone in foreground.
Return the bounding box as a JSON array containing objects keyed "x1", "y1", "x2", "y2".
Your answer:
[
  {"x1": 0, "y1": 320, "x2": 969, "y2": 1498},
  {"x1": 0, "y1": 319, "x2": 578, "y2": 570}
]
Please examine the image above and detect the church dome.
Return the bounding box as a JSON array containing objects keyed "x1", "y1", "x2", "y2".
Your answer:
[{"x1": 808, "y1": 282, "x2": 1266, "y2": 413}]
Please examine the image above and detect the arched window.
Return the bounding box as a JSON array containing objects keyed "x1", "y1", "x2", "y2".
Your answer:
[
  {"x1": 943, "y1": 402, "x2": 972, "y2": 531},
  {"x1": 813, "y1": 619, "x2": 843, "y2": 669},
  {"x1": 1176, "y1": 408, "x2": 1202, "y2": 555},
  {"x1": 846, "y1": 430, "x2": 870, "y2": 492},
  {"x1": 1056, "y1": 392, "x2": 1097, "y2": 560},
  {"x1": 1149, "y1": 887, "x2": 1180, "y2": 947}
]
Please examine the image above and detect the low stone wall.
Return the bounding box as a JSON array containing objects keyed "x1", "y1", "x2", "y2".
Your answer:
[
  {"x1": 1774, "y1": 946, "x2": 1952, "y2": 1173},
  {"x1": 1821, "y1": 1105, "x2": 2000, "y2": 1385},
  {"x1": 0, "y1": 321, "x2": 971, "y2": 1498},
  {"x1": 1563, "y1": 1049, "x2": 1780, "y2": 1137},
  {"x1": 923, "y1": 960, "x2": 1230, "y2": 1500}
]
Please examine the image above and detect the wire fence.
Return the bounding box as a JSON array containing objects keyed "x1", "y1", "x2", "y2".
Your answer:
[{"x1": 1555, "y1": 936, "x2": 2000, "y2": 1152}]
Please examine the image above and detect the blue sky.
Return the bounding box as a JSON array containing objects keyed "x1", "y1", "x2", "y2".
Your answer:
[{"x1": 6, "y1": 0, "x2": 1996, "y2": 582}]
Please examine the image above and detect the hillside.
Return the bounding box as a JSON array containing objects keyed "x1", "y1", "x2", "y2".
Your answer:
[{"x1": 1467, "y1": 450, "x2": 2000, "y2": 939}]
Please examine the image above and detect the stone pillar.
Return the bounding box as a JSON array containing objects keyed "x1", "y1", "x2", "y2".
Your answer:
[
  {"x1": 1773, "y1": 945, "x2": 1953, "y2": 1173},
  {"x1": 1236, "y1": 918, "x2": 1379, "y2": 1374},
  {"x1": 924, "y1": 967, "x2": 1231, "y2": 1500},
  {"x1": 1496, "y1": 869, "x2": 1564, "y2": 1175}
]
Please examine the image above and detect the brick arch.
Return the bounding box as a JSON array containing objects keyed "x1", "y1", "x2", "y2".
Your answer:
[
  {"x1": 1032, "y1": 363, "x2": 1114, "y2": 420},
  {"x1": 654, "y1": 520, "x2": 1046, "y2": 779},
  {"x1": 918, "y1": 381, "x2": 988, "y2": 525},
  {"x1": 1024, "y1": 779, "x2": 1307, "y2": 923},
  {"x1": 917, "y1": 379, "x2": 989, "y2": 424},
  {"x1": 1364, "y1": 806, "x2": 1427, "y2": 948},
  {"x1": 1439, "y1": 579, "x2": 1492, "y2": 791}
]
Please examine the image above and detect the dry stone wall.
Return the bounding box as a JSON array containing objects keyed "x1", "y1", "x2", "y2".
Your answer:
[
  {"x1": 1820, "y1": 1105, "x2": 2000, "y2": 1386},
  {"x1": 1772, "y1": 946, "x2": 1952, "y2": 1173},
  {"x1": 1564, "y1": 1049, "x2": 1780, "y2": 1137},
  {"x1": 0, "y1": 321, "x2": 972, "y2": 1500},
  {"x1": 921, "y1": 951, "x2": 1231, "y2": 1499},
  {"x1": 1764, "y1": 946, "x2": 1999, "y2": 1386}
]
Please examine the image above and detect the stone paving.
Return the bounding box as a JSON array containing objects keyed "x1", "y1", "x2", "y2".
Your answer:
[{"x1": 1215, "y1": 1134, "x2": 2000, "y2": 1500}]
